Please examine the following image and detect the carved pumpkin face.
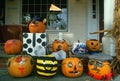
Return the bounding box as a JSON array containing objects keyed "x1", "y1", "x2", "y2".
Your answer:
[
  {"x1": 4, "y1": 39, "x2": 22, "y2": 54},
  {"x1": 88, "y1": 60, "x2": 112, "y2": 80},
  {"x1": 62, "y1": 58, "x2": 83, "y2": 78},
  {"x1": 36, "y1": 55, "x2": 58, "y2": 77},
  {"x1": 52, "y1": 39, "x2": 69, "y2": 52},
  {"x1": 29, "y1": 21, "x2": 46, "y2": 33},
  {"x1": 8, "y1": 55, "x2": 34, "y2": 77},
  {"x1": 86, "y1": 39, "x2": 101, "y2": 52}
]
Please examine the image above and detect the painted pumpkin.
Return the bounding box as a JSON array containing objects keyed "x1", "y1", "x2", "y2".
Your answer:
[
  {"x1": 88, "y1": 60, "x2": 113, "y2": 80},
  {"x1": 36, "y1": 55, "x2": 58, "y2": 77},
  {"x1": 62, "y1": 57, "x2": 83, "y2": 78},
  {"x1": 52, "y1": 39, "x2": 69, "y2": 52},
  {"x1": 86, "y1": 39, "x2": 101, "y2": 52},
  {"x1": 29, "y1": 21, "x2": 46, "y2": 33},
  {"x1": 8, "y1": 55, "x2": 34, "y2": 77},
  {"x1": 4, "y1": 39, "x2": 22, "y2": 54}
]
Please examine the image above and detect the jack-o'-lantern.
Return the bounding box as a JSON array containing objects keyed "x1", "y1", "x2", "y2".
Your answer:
[
  {"x1": 29, "y1": 16, "x2": 46, "y2": 33},
  {"x1": 4, "y1": 39, "x2": 22, "y2": 54},
  {"x1": 88, "y1": 60, "x2": 113, "y2": 80},
  {"x1": 86, "y1": 39, "x2": 101, "y2": 52},
  {"x1": 36, "y1": 55, "x2": 58, "y2": 77},
  {"x1": 62, "y1": 57, "x2": 83, "y2": 78},
  {"x1": 52, "y1": 39, "x2": 69, "y2": 52},
  {"x1": 8, "y1": 55, "x2": 34, "y2": 77}
]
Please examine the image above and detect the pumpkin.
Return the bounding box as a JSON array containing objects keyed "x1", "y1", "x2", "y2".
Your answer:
[
  {"x1": 52, "y1": 39, "x2": 69, "y2": 52},
  {"x1": 29, "y1": 20, "x2": 46, "y2": 33},
  {"x1": 8, "y1": 55, "x2": 34, "y2": 77},
  {"x1": 86, "y1": 39, "x2": 101, "y2": 52},
  {"x1": 36, "y1": 54, "x2": 58, "y2": 77},
  {"x1": 88, "y1": 60, "x2": 113, "y2": 80},
  {"x1": 4, "y1": 39, "x2": 22, "y2": 54},
  {"x1": 62, "y1": 57, "x2": 83, "y2": 78}
]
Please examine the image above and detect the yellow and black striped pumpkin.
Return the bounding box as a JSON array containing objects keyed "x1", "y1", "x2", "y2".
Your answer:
[{"x1": 36, "y1": 55, "x2": 58, "y2": 77}]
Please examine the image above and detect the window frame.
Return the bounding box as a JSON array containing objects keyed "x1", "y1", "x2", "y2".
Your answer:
[{"x1": 22, "y1": 0, "x2": 68, "y2": 32}]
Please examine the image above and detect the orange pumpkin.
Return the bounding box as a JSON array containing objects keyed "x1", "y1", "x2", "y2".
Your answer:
[
  {"x1": 62, "y1": 57, "x2": 83, "y2": 78},
  {"x1": 52, "y1": 39, "x2": 69, "y2": 52},
  {"x1": 4, "y1": 39, "x2": 22, "y2": 54},
  {"x1": 86, "y1": 39, "x2": 101, "y2": 52},
  {"x1": 88, "y1": 60, "x2": 113, "y2": 80},
  {"x1": 8, "y1": 55, "x2": 34, "y2": 77},
  {"x1": 29, "y1": 21, "x2": 46, "y2": 33}
]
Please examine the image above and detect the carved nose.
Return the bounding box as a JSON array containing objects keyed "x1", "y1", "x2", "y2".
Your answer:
[{"x1": 74, "y1": 66, "x2": 77, "y2": 70}]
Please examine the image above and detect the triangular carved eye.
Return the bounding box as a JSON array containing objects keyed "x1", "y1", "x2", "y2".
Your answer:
[
  {"x1": 89, "y1": 60, "x2": 95, "y2": 65},
  {"x1": 96, "y1": 61, "x2": 103, "y2": 67},
  {"x1": 68, "y1": 62, "x2": 72, "y2": 68}
]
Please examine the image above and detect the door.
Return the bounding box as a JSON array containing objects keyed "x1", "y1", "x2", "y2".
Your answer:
[{"x1": 87, "y1": 0, "x2": 99, "y2": 40}]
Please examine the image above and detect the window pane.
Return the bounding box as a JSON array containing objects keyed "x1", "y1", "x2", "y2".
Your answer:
[{"x1": 22, "y1": 0, "x2": 68, "y2": 31}]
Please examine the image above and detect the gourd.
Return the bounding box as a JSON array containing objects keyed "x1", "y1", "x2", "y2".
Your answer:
[
  {"x1": 36, "y1": 55, "x2": 58, "y2": 77},
  {"x1": 88, "y1": 60, "x2": 113, "y2": 80},
  {"x1": 61, "y1": 57, "x2": 83, "y2": 78},
  {"x1": 29, "y1": 21, "x2": 46, "y2": 33},
  {"x1": 52, "y1": 39, "x2": 69, "y2": 52},
  {"x1": 7, "y1": 55, "x2": 34, "y2": 77},
  {"x1": 86, "y1": 39, "x2": 101, "y2": 52},
  {"x1": 4, "y1": 39, "x2": 22, "y2": 54}
]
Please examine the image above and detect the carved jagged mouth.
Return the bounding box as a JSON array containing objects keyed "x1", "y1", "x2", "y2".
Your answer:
[{"x1": 69, "y1": 71, "x2": 80, "y2": 74}]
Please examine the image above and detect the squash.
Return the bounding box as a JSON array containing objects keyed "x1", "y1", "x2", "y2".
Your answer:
[
  {"x1": 61, "y1": 57, "x2": 83, "y2": 78},
  {"x1": 29, "y1": 20, "x2": 46, "y2": 33},
  {"x1": 86, "y1": 39, "x2": 101, "y2": 52},
  {"x1": 88, "y1": 60, "x2": 113, "y2": 80},
  {"x1": 8, "y1": 55, "x2": 34, "y2": 77},
  {"x1": 36, "y1": 55, "x2": 58, "y2": 77},
  {"x1": 52, "y1": 39, "x2": 69, "y2": 52},
  {"x1": 4, "y1": 39, "x2": 22, "y2": 54}
]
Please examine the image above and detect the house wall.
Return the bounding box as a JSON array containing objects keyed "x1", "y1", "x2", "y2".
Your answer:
[
  {"x1": 5, "y1": 0, "x2": 88, "y2": 44},
  {"x1": 48, "y1": 0, "x2": 88, "y2": 44}
]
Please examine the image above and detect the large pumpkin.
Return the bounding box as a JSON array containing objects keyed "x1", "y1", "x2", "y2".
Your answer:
[
  {"x1": 62, "y1": 57, "x2": 83, "y2": 78},
  {"x1": 86, "y1": 39, "x2": 101, "y2": 52},
  {"x1": 52, "y1": 39, "x2": 69, "y2": 52},
  {"x1": 36, "y1": 55, "x2": 58, "y2": 77},
  {"x1": 88, "y1": 60, "x2": 113, "y2": 80},
  {"x1": 29, "y1": 20, "x2": 46, "y2": 33},
  {"x1": 8, "y1": 55, "x2": 34, "y2": 77},
  {"x1": 4, "y1": 39, "x2": 22, "y2": 54}
]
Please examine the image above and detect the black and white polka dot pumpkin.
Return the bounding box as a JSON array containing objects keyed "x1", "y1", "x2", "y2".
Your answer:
[{"x1": 23, "y1": 33, "x2": 47, "y2": 56}]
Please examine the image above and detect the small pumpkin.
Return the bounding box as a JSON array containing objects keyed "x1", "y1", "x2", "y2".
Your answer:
[
  {"x1": 86, "y1": 39, "x2": 101, "y2": 52},
  {"x1": 52, "y1": 39, "x2": 69, "y2": 52},
  {"x1": 62, "y1": 57, "x2": 83, "y2": 78},
  {"x1": 4, "y1": 39, "x2": 22, "y2": 54},
  {"x1": 8, "y1": 55, "x2": 34, "y2": 77},
  {"x1": 29, "y1": 20, "x2": 46, "y2": 33},
  {"x1": 36, "y1": 54, "x2": 58, "y2": 77},
  {"x1": 88, "y1": 60, "x2": 113, "y2": 80}
]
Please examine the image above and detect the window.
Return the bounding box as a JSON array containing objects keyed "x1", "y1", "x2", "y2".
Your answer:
[{"x1": 22, "y1": 0, "x2": 68, "y2": 32}]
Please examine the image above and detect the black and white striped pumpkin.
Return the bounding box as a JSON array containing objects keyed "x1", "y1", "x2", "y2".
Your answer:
[{"x1": 36, "y1": 55, "x2": 58, "y2": 77}]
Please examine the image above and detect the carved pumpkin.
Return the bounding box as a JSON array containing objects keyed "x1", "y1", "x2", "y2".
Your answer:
[
  {"x1": 86, "y1": 39, "x2": 101, "y2": 52},
  {"x1": 4, "y1": 39, "x2": 22, "y2": 54},
  {"x1": 29, "y1": 21, "x2": 46, "y2": 33},
  {"x1": 88, "y1": 60, "x2": 113, "y2": 80},
  {"x1": 8, "y1": 55, "x2": 34, "y2": 77},
  {"x1": 52, "y1": 39, "x2": 69, "y2": 52},
  {"x1": 62, "y1": 57, "x2": 83, "y2": 78},
  {"x1": 36, "y1": 55, "x2": 58, "y2": 77}
]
